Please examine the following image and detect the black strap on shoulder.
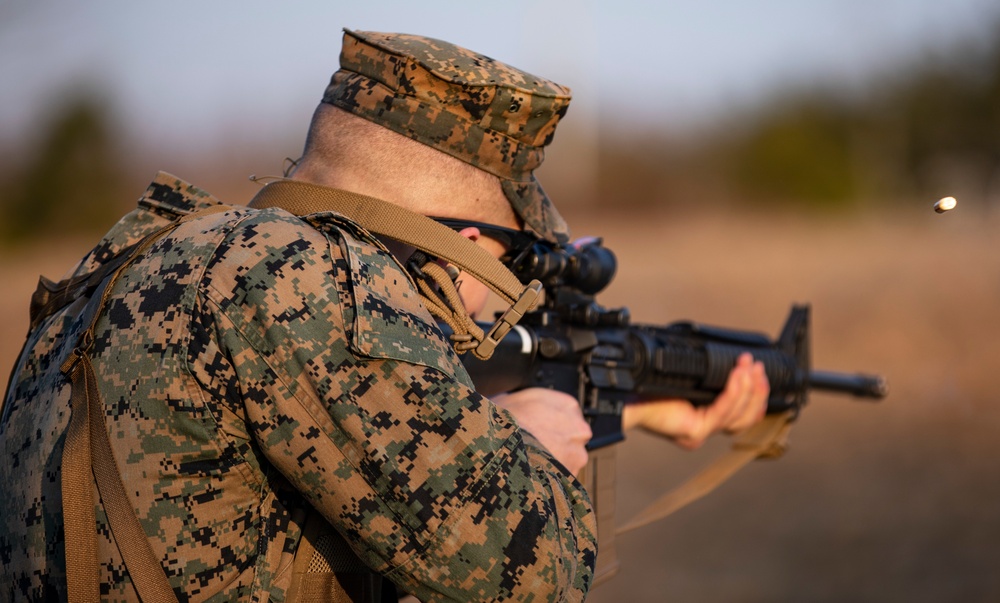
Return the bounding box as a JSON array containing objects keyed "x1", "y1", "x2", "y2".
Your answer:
[{"x1": 29, "y1": 239, "x2": 145, "y2": 331}]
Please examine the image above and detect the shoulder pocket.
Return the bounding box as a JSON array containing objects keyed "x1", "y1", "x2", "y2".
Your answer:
[{"x1": 313, "y1": 214, "x2": 473, "y2": 386}]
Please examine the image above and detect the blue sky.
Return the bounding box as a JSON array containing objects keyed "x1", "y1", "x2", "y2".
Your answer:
[{"x1": 0, "y1": 0, "x2": 996, "y2": 153}]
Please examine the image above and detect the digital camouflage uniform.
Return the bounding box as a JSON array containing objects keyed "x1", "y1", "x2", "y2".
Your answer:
[
  {"x1": 0, "y1": 172, "x2": 596, "y2": 601},
  {"x1": 0, "y1": 30, "x2": 597, "y2": 602}
]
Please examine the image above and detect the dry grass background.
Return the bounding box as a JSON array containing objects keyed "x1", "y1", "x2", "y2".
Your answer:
[{"x1": 2, "y1": 202, "x2": 998, "y2": 601}]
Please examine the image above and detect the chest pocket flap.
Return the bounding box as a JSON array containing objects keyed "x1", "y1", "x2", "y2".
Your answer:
[{"x1": 316, "y1": 214, "x2": 473, "y2": 387}]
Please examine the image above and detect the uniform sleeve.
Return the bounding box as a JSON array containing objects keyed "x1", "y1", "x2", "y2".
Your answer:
[{"x1": 200, "y1": 211, "x2": 597, "y2": 602}]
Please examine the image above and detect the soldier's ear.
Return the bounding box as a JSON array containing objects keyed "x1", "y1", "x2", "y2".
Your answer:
[{"x1": 457, "y1": 226, "x2": 481, "y2": 243}]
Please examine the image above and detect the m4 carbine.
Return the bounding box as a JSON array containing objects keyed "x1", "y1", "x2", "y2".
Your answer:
[{"x1": 459, "y1": 237, "x2": 887, "y2": 449}]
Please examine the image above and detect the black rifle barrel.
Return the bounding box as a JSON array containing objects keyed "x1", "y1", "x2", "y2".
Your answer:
[
  {"x1": 809, "y1": 370, "x2": 888, "y2": 399},
  {"x1": 454, "y1": 315, "x2": 888, "y2": 407}
]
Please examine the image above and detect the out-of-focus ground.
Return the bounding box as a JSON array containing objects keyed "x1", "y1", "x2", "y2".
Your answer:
[{"x1": 3, "y1": 201, "x2": 998, "y2": 601}]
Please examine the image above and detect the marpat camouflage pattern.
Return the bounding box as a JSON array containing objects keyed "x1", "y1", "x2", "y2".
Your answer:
[{"x1": 0, "y1": 172, "x2": 596, "y2": 601}]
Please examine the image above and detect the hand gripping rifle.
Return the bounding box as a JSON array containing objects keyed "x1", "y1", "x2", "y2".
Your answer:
[
  {"x1": 460, "y1": 236, "x2": 888, "y2": 449},
  {"x1": 454, "y1": 235, "x2": 887, "y2": 583}
]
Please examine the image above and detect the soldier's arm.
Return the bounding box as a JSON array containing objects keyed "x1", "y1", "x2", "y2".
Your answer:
[
  {"x1": 491, "y1": 388, "x2": 592, "y2": 475},
  {"x1": 202, "y1": 211, "x2": 597, "y2": 601}
]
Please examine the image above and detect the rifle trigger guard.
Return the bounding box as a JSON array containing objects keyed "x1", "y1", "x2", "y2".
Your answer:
[{"x1": 474, "y1": 280, "x2": 542, "y2": 360}]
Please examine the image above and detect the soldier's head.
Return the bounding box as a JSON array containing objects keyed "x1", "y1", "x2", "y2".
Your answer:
[{"x1": 293, "y1": 29, "x2": 572, "y2": 245}]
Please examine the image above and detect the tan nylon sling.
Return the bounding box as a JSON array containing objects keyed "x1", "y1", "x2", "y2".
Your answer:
[
  {"x1": 247, "y1": 179, "x2": 542, "y2": 361},
  {"x1": 245, "y1": 180, "x2": 798, "y2": 588},
  {"x1": 617, "y1": 411, "x2": 795, "y2": 533},
  {"x1": 582, "y1": 412, "x2": 795, "y2": 585}
]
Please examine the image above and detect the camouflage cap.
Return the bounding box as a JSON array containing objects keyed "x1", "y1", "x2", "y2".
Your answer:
[{"x1": 322, "y1": 29, "x2": 572, "y2": 244}]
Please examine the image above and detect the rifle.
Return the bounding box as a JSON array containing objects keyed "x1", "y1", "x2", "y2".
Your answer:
[{"x1": 458, "y1": 236, "x2": 887, "y2": 449}]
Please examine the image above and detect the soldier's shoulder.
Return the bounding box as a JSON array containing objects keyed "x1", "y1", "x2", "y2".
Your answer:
[{"x1": 199, "y1": 204, "x2": 469, "y2": 381}]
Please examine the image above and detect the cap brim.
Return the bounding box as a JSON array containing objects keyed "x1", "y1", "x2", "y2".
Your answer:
[{"x1": 500, "y1": 176, "x2": 569, "y2": 245}]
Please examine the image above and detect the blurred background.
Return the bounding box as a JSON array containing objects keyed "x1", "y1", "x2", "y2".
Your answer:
[{"x1": 2, "y1": 1, "x2": 999, "y2": 600}]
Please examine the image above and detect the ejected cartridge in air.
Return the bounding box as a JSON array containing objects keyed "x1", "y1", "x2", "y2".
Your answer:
[{"x1": 934, "y1": 196, "x2": 957, "y2": 213}]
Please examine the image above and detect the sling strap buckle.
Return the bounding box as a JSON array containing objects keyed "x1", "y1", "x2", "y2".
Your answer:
[{"x1": 476, "y1": 280, "x2": 542, "y2": 360}]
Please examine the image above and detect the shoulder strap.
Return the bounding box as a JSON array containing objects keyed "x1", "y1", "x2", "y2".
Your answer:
[
  {"x1": 30, "y1": 238, "x2": 147, "y2": 331},
  {"x1": 248, "y1": 179, "x2": 541, "y2": 360},
  {"x1": 59, "y1": 206, "x2": 230, "y2": 603}
]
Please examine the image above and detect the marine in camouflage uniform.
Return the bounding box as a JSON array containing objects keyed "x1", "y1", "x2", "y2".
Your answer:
[{"x1": 0, "y1": 31, "x2": 596, "y2": 601}]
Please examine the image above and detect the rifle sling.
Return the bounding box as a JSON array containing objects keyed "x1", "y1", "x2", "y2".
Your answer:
[
  {"x1": 247, "y1": 179, "x2": 525, "y2": 305},
  {"x1": 617, "y1": 411, "x2": 795, "y2": 534},
  {"x1": 247, "y1": 180, "x2": 542, "y2": 360},
  {"x1": 584, "y1": 412, "x2": 794, "y2": 587}
]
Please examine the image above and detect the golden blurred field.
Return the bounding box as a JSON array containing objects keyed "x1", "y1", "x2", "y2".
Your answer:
[{"x1": 2, "y1": 203, "x2": 998, "y2": 601}]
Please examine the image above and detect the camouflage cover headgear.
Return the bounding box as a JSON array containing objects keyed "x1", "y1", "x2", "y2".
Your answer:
[{"x1": 322, "y1": 29, "x2": 572, "y2": 244}]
